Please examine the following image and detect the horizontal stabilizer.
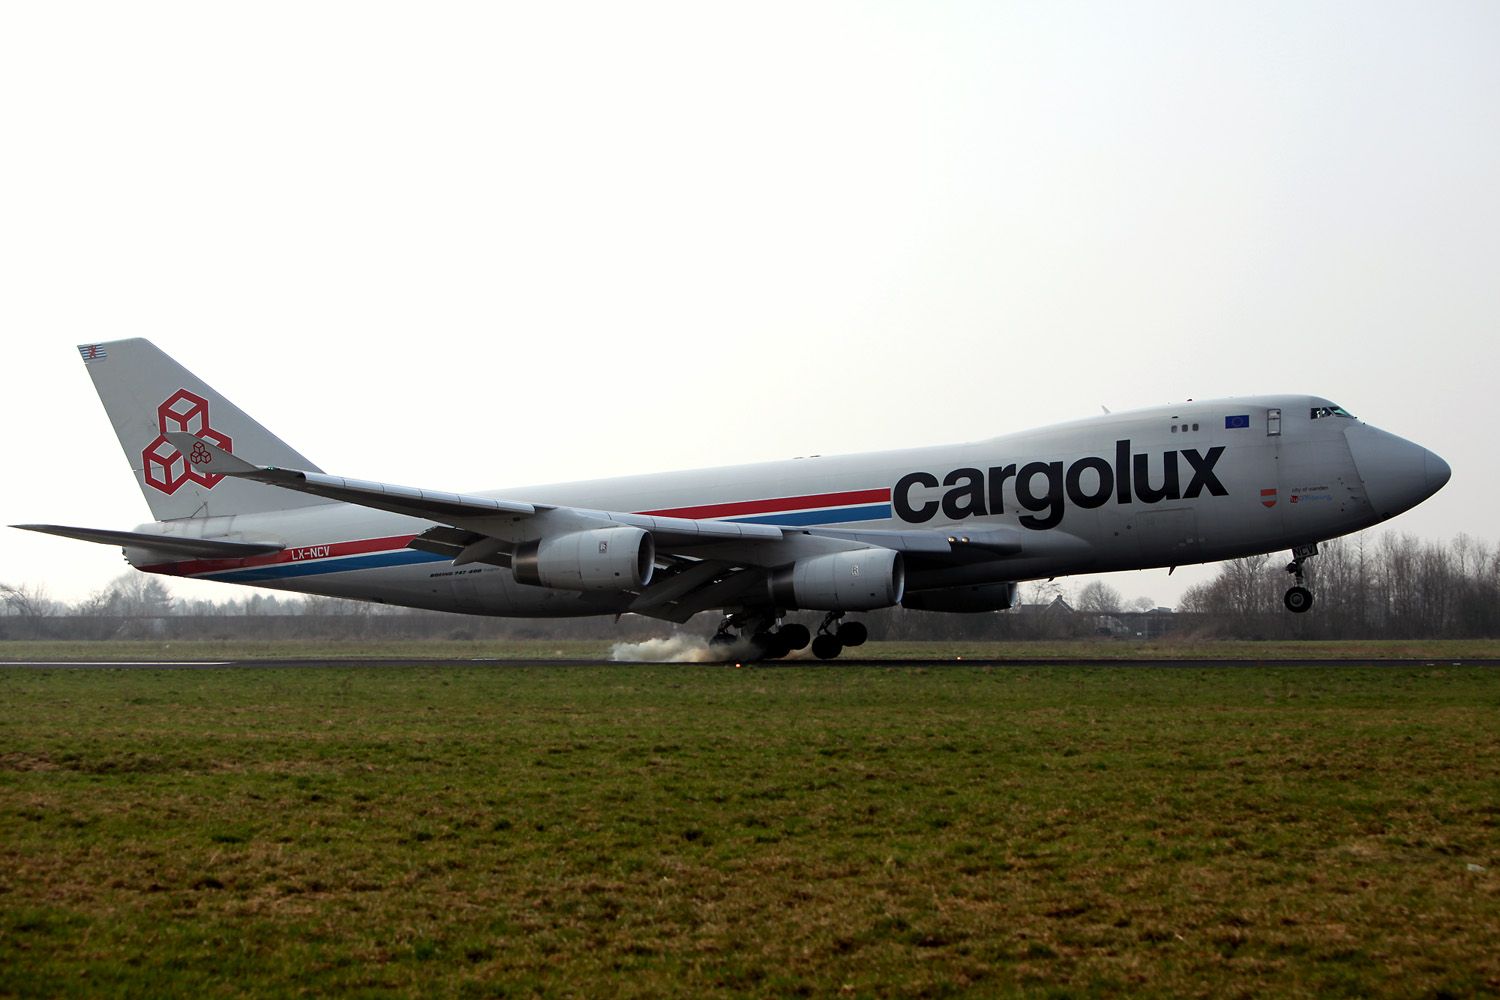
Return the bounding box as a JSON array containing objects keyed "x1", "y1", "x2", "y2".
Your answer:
[{"x1": 13, "y1": 524, "x2": 284, "y2": 559}]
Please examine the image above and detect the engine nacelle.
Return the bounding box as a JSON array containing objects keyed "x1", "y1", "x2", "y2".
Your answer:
[
  {"x1": 768, "y1": 549, "x2": 905, "y2": 611},
  {"x1": 901, "y1": 582, "x2": 1018, "y2": 613},
  {"x1": 512, "y1": 527, "x2": 654, "y2": 592}
]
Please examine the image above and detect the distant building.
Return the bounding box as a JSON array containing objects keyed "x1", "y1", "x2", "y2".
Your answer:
[
  {"x1": 1113, "y1": 607, "x2": 1180, "y2": 639},
  {"x1": 1015, "y1": 595, "x2": 1074, "y2": 617},
  {"x1": 1092, "y1": 614, "x2": 1131, "y2": 637}
]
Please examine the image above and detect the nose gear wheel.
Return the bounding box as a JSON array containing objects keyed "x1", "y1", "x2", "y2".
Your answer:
[{"x1": 1283, "y1": 545, "x2": 1318, "y2": 614}]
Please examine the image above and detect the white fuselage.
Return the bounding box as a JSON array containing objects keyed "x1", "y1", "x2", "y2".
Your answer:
[{"x1": 129, "y1": 395, "x2": 1445, "y2": 618}]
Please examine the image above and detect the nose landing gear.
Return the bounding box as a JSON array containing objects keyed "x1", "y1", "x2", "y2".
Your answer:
[{"x1": 1283, "y1": 543, "x2": 1319, "y2": 614}]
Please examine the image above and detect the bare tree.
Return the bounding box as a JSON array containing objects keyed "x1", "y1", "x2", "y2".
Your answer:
[
  {"x1": 302, "y1": 595, "x2": 372, "y2": 617},
  {"x1": 1023, "y1": 579, "x2": 1067, "y2": 606},
  {"x1": 1075, "y1": 580, "x2": 1124, "y2": 614},
  {"x1": 0, "y1": 581, "x2": 57, "y2": 620},
  {"x1": 1176, "y1": 530, "x2": 1500, "y2": 639},
  {"x1": 96, "y1": 572, "x2": 174, "y2": 618}
]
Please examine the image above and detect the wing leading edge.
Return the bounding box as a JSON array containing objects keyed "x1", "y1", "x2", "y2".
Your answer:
[{"x1": 163, "y1": 434, "x2": 1058, "y2": 620}]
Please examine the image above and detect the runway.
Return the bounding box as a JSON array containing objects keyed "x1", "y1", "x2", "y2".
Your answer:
[{"x1": 3, "y1": 656, "x2": 1498, "y2": 669}]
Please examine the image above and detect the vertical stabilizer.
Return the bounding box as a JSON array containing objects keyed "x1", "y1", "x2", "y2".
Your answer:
[{"x1": 78, "y1": 339, "x2": 330, "y2": 521}]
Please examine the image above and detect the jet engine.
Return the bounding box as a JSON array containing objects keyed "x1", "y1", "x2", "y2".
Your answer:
[
  {"x1": 512, "y1": 526, "x2": 654, "y2": 591},
  {"x1": 901, "y1": 582, "x2": 1018, "y2": 613},
  {"x1": 768, "y1": 549, "x2": 904, "y2": 611}
]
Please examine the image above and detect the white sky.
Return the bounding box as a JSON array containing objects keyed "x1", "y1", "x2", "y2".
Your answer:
[{"x1": 3, "y1": 1, "x2": 1497, "y2": 610}]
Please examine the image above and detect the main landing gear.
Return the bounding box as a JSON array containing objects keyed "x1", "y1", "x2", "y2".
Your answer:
[
  {"x1": 709, "y1": 613, "x2": 811, "y2": 660},
  {"x1": 809, "y1": 612, "x2": 868, "y2": 661},
  {"x1": 1283, "y1": 543, "x2": 1319, "y2": 614},
  {"x1": 708, "y1": 611, "x2": 867, "y2": 661}
]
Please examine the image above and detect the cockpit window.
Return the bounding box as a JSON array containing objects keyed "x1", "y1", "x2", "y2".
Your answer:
[{"x1": 1310, "y1": 405, "x2": 1356, "y2": 420}]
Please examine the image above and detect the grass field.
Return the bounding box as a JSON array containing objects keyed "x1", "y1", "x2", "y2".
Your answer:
[
  {"x1": 2, "y1": 658, "x2": 1498, "y2": 997},
  {"x1": 4, "y1": 637, "x2": 1500, "y2": 662}
]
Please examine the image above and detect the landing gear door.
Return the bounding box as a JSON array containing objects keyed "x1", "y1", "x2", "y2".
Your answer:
[{"x1": 1267, "y1": 407, "x2": 1282, "y2": 436}]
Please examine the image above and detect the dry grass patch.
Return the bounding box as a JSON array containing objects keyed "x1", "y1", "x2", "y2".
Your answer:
[{"x1": 0, "y1": 662, "x2": 1496, "y2": 997}]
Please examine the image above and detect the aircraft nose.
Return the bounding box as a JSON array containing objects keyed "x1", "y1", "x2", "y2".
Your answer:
[
  {"x1": 1345, "y1": 425, "x2": 1451, "y2": 520},
  {"x1": 1425, "y1": 449, "x2": 1452, "y2": 496}
]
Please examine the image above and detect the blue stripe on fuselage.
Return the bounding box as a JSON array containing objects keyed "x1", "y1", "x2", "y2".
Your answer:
[
  {"x1": 193, "y1": 504, "x2": 893, "y2": 582},
  {"x1": 198, "y1": 549, "x2": 449, "y2": 583},
  {"x1": 728, "y1": 503, "x2": 892, "y2": 526}
]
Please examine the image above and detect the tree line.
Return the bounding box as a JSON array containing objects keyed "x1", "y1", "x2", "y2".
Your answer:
[
  {"x1": 0, "y1": 571, "x2": 1156, "y2": 643},
  {"x1": 4, "y1": 530, "x2": 1497, "y2": 641},
  {"x1": 1178, "y1": 533, "x2": 1500, "y2": 639}
]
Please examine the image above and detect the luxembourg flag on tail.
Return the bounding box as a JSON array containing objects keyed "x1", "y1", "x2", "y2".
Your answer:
[{"x1": 78, "y1": 344, "x2": 108, "y2": 363}]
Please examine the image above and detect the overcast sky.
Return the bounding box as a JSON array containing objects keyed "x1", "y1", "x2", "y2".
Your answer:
[{"x1": 2, "y1": 1, "x2": 1497, "y2": 610}]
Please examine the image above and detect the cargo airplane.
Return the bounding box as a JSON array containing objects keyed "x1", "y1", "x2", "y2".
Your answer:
[{"x1": 16, "y1": 340, "x2": 1450, "y2": 658}]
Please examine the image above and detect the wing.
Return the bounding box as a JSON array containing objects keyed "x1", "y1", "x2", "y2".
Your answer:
[
  {"x1": 164, "y1": 434, "x2": 1070, "y2": 619},
  {"x1": 164, "y1": 433, "x2": 785, "y2": 548}
]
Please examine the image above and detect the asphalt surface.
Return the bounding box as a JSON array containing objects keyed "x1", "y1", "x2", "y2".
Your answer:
[{"x1": 2, "y1": 657, "x2": 1497, "y2": 669}]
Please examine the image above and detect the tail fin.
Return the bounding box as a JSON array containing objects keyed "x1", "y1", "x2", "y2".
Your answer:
[{"x1": 79, "y1": 339, "x2": 329, "y2": 521}]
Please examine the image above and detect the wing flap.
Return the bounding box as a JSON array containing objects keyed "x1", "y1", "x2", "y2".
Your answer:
[
  {"x1": 566, "y1": 510, "x2": 783, "y2": 544},
  {"x1": 804, "y1": 525, "x2": 1026, "y2": 556}
]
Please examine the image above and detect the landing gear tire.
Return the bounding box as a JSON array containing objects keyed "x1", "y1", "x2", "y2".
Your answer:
[
  {"x1": 811, "y1": 634, "x2": 844, "y2": 660},
  {"x1": 779, "y1": 623, "x2": 811, "y2": 652},
  {"x1": 749, "y1": 631, "x2": 784, "y2": 659},
  {"x1": 1283, "y1": 546, "x2": 1317, "y2": 615},
  {"x1": 708, "y1": 632, "x2": 736, "y2": 649},
  {"x1": 835, "y1": 621, "x2": 867, "y2": 647}
]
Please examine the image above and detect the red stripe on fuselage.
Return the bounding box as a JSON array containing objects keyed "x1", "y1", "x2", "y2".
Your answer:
[
  {"x1": 640, "y1": 488, "x2": 890, "y2": 520},
  {"x1": 142, "y1": 488, "x2": 892, "y2": 577},
  {"x1": 141, "y1": 534, "x2": 420, "y2": 577}
]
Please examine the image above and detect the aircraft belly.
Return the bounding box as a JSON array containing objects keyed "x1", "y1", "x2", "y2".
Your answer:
[
  {"x1": 1130, "y1": 506, "x2": 1202, "y2": 566},
  {"x1": 1276, "y1": 438, "x2": 1371, "y2": 541},
  {"x1": 205, "y1": 553, "x2": 634, "y2": 619},
  {"x1": 423, "y1": 564, "x2": 633, "y2": 617}
]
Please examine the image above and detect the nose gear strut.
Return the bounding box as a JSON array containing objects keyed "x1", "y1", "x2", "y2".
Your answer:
[{"x1": 1283, "y1": 542, "x2": 1319, "y2": 614}]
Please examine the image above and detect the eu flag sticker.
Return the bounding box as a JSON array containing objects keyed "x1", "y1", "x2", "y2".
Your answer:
[{"x1": 1225, "y1": 415, "x2": 1250, "y2": 429}]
